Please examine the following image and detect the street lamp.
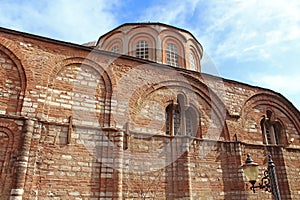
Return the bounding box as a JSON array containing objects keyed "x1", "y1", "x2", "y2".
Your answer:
[{"x1": 242, "y1": 154, "x2": 281, "y2": 200}]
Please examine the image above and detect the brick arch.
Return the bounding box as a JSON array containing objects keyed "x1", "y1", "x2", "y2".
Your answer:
[
  {"x1": 0, "y1": 120, "x2": 22, "y2": 199},
  {"x1": 128, "y1": 77, "x2": 230, "y2": 140},
  {"x1": 242, "y1": 92, "x2": 300, "y2": 134},
  {"x1": 103, "y1": 38, "x2": 123, "y2": 53},
  {"x1": 187, "y1": 42, "x2": 201, "y2": 72},
  {"x1": 44, "y1": 57, "x2": 113, "y2": 126},
  {"x1": 127, "y1": 32, "x2": 157, "y2": 61},
  {"x1": 160, "y1": 29, "x2": 187, "y2": 43},
  {"x1": 97, "y1": 30, "x2": 125, "y2": 47},
  {"x1": 187, "y1": 38, "x2": 203, "y2": 58},
  {"x1": 0, "y1": 45, "x2": 27, "y2": 115},
  {"x1": 50, "y1": 57, "x2": 112, "y2": 99},
  {"x1": 161, "y1": 36, "x2": 186, "y2": 67}
]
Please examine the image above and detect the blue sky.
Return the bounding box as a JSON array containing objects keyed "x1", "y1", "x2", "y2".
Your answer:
[{"x1": 1, "y1": 0, "x2": 300, "y2": 109}]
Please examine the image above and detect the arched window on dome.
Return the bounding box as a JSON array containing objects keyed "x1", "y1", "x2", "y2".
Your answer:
[
  {"x1": 135, "y1": 40, "x2": 149, "y2": 59},
  {"x1": 166, "y1": 43, "x2": 179, "y2": 67},
  {"x1": 260, "y1": 110, "x2": 283, "y2": 145},
  {"x1": 189, "y1": 53, "x2": 196, "y2": 71},
  {"x1": 111, "y1": 45, "x2": 119, "y2": 53}
]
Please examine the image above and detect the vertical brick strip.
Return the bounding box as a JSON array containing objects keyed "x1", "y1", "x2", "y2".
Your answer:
[
  {"x1": 114, "y1": 131, "x2": 123, "y2": 200},
  {"x1": 10, "y1": 119, "x2": 35, "y2": 200}
]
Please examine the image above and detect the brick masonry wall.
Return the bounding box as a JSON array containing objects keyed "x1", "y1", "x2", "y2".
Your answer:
[
  {"x1": 0, "y1": 50, "x2": 22, "y2": 115},
  {"x1": 0, "y1": 118, "x2": 24, "y2": 199},
  {"x1": 0, "y1": 28, "x2": 300, "y2": 199}
]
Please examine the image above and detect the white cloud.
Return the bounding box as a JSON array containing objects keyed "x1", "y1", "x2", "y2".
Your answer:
[
  {"x1": 250, "y1": 74, "x2": 300, "y2": 109},
  {"x1": 139, "y1": 0, "x2": 201, "y2": 27},
  {"x1": 0, "y1": 0, "x2": 121, "y2": 43},
  {"x1": 197, "y1": 0, "x2": 300, "y2": 63},
  {"x1": 251, "y1": 74, "x2": 300, "y2": 95}
]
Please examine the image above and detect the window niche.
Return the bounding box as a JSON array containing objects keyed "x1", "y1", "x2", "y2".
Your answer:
[
  {"x1": 166, "y1": 43, "x2": 179, "y2": 67},
  {"x1": 165, "y1": 95, "x2": 199, "y2": 137},
  {"x1": 260, "y1": 110, "x2": 284, "y2": 145}
]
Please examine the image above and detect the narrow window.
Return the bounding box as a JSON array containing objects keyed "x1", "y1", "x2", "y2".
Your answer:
[
  {"x1": 165, "y1": 104, "x2": 181, "y2": 135},
  {"x1": 166, "y1": 43, "x2": 179, "y2": 67},
  {"x1": 261, "y1": 110, "x2": 282, "y2": 145},
  {"x1": 173, "y1": 105, "x2": 181, "y2": 135},
  {"x1": 136, "y1": 40, "x2": 149, "y2": 59},
  {"x1": 190, "y1": 53, "x2": 196, "y2": 71},
  {"x1": 166, "y1": 105, "x2": 172, "y2": 135},
  {"x1": 165, "y1": 97, "x2": 199, "y2": 136}
]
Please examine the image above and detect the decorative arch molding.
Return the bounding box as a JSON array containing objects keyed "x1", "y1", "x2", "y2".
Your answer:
[
  {"x1": 0, "y1": 44, "x2": 27, "y2": 114},
  {"x1": 50, "y1": 57, "x2": 113, "y2": 97},
  {"x1": 0, "y1": 119, "x2": 22, "y2": 156},
  {"x1": 45, "y1": 57, "x2": 113, "y2": 126},
  {"x1": 0, "y1": 119, "x2": 22, "y2": 198},
  {"x1": 187, "y1": 38, "x2": 203, "y2": 58},
  {"x1": 127, "y1": 32, "x2": 157, "y2": 60},
  {"x1": 161, "y1": 36, "x2": 186, "y2": 67},
  {"x1": 127, "y1": 26, "x2": 160, "y2": 40},
  {"x1": 127, "y1": 26, "x2": 159, "y2": 37},
  {"x1": 102, "y1": 38, "x2": 123, "y2": 54},
  {"x1": 128, "y1": 76, "x2": 230, "y2": 140},
  {"x1": 242, "y1": 92, "x2": 300, "y2": 134},
  {"x1": 159, "y1": 29, "x2": 187, "y2": 43},
  {"x1": 97, "y1": 30, "x2": 125, "y2": 47}
]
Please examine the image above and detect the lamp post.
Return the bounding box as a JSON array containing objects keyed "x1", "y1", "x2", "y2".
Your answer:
[{"x1": 242, "y1": 154, "x2": 281, "y2": 200}]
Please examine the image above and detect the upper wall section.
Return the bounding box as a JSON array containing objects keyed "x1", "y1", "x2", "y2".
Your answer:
[{"x1": 96, "y1": 23, "x2": 203, "y2": 72}]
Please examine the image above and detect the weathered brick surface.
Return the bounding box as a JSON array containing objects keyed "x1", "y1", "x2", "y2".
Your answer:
[{"x1": 0, "y1": 27, "x2": 299, "y2": 200}]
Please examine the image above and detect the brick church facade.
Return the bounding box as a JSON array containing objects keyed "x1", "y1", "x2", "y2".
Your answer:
[{"x1": 0, "y1": 23, "x2": 299, "y2": 199}]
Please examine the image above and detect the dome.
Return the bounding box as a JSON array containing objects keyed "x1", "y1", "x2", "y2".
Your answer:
[{"x1": 96, "y1": 22, "x2": 203, "y2": 72}]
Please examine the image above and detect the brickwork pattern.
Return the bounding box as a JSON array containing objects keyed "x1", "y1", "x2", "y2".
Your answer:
[{"x1": 0, "y1": 28, "x2": 299, "y2": 199}]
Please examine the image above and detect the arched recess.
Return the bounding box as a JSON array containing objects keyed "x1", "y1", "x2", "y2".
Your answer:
[
  {"x1": 44, "y1": 57, "x2": 113, "y2": 126},
  {"x1": 0, "y1": 120, "x2": 22, "y2": 198},
  {"x1": 97, "y1": 30, "x2": 124, "y2": 48},
  {"x1": 188, "y1": 45, "x2": 201, "y2": 72},
  {"x1": 102, "y1": 38, "x2": 123, "y2": 54},
  {"x1": 127, "y1": 76, "x2": 229, "y2": 140},
  {"x1": 161, "y1": 36, "x2": 185, "y2": 68},
  {"x1": 242, "y1": 92, "x2": 300, "y2": 145},
  {"x1": 0, "y1": 45, "x2": 27, "y2": 115},
  {"x1": 128, "y1": 33, "x2": 157, "y2": 61}
]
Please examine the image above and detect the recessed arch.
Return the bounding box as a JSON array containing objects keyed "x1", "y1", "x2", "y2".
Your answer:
[
  {"x1": 0, "y1": 45, "x2": 27, "y2": 115},
  {"x1": 0, "y1": 120, "x2": 22, "y2": 199},
  {"x1": 162, "y1": 36, "x2": 185, "y2": 68},
  {"x1": 243, "y1": 92, "x2": 300, "y2": 133},
  {"x1": 128, "y1": 32, "x2": 156, "y2": 61},
  {"x1": 242, "y1": 92, "x2": 300, "y2": 145},
  {"x1": 44, "y1": 57, "x2": 113, "y2": 126},
  {"x1": 127, "y1": 74, "x2": 229, "y2": 140}
]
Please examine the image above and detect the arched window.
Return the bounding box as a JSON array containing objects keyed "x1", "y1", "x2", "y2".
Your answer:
[
  {"x1": 165, "y1": 96, "x2": 199, "y2": 136},
  {"x1": 136, "y1": 40, "x2": 149, "y2": 59},
  {"x1": 261, "y1": 110, "x2": 282, "y2": 145},
  {"x1": 166, "y1": 43, "x2": 179, "y2": 67},
  {"x1": 185, "y1": 107, "x2": 198, "y2": 136},
  {"x1": 111, "y1": 45, "x2": 119, "y2": 53},
  {"x1": 189, "y1": 53, "x2": 196, "y2": 71},
  {"x1": 173, "y1": 105, "x2": 181, "y2": 135},
  {"x1": 165, "y1": 104, "x2": 181, "y2": 135},
  {"x1": 165, "y1": 105, "x2": 172, "y2": 135}
]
